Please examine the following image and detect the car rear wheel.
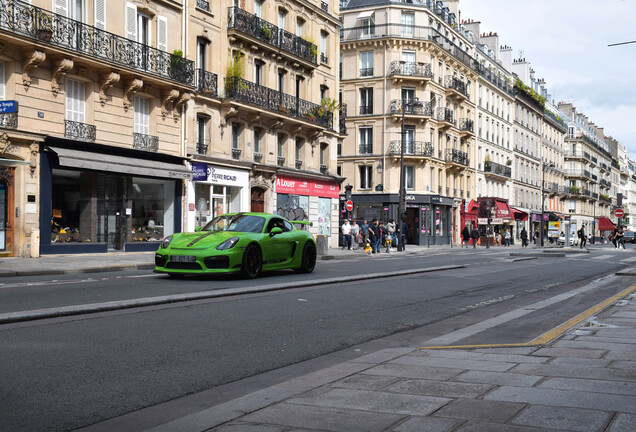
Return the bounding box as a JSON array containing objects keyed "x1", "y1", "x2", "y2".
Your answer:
[
  {"x1": 242, "y1": 244, "x2": 262, "y2": 278},
  {"x1": 297, "y1": 242, "x2": 317, "y2": 273}
]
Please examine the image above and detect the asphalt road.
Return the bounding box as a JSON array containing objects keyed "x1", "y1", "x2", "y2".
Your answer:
[{"x1": 0, "y1": 249, "x2": 633, "y2": 432}]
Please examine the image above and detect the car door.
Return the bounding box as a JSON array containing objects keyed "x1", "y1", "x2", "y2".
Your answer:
[{"x1": 262, "y1": 217, "x2": 294, "y2": 265}]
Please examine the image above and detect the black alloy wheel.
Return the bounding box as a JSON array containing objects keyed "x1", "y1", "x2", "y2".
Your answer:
[
  {"x1": 297, "y1": 242, "x2": 317, "y2": 273},
  {"x1": 242, "y1": 244, "x2": 262, "y2": 278}
]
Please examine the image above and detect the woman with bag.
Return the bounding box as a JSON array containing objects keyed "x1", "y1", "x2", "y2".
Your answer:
[
  {"x1": 386, "y1": 218, "x2": 396, "y2": 252},
  {"x1": 351, "y1": 218, "x2": 360, "y2": 250}
]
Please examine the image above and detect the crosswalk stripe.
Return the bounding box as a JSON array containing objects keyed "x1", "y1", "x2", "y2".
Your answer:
[
  {"x1": 592, "y1": 254, "x2": 616, "y2": 260},
  {"x1": 620, "y1": 256, "x2": 636, "y2": 263}
]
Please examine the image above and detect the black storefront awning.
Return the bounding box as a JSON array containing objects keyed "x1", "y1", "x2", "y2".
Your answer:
[{"x1": 47, "y1": 146, "x2": 192, "y2": 180}]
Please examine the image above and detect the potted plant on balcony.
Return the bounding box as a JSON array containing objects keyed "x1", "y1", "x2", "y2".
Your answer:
[
  {"x1": 506, "y1": 159, "x2": 512, "y2": 166},
  {"x1": 224, "y1": 51, "x2": 246, "y2": 96},
  {"x1": 37, "y1": 10, "x2": 54, "y2": 42},
  {"x1": 261, "y1": 24, "x2": 273, "y2": 42},
  {"x1": 169, "y1": 49, "x2": 189, "y2": 79},
  {"x1": 304, "y1": 37, "x2": 318, "y2": 58}
]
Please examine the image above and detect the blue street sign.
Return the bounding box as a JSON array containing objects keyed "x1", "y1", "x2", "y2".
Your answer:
[
  {"x1": 191, "y1": 162, "x2": 208, "y2": 181},
  {"x1": 0, "y1": 100, "x2": 18, "y2": 114}
]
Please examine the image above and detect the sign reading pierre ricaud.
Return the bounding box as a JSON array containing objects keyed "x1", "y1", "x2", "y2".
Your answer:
[{"x1": 191, "y1": 162, "x2": 246, "y2": 186}]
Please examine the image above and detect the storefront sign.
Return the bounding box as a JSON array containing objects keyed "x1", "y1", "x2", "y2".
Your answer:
[
  {"x1": 548, "y1": 221, "x2": 560, "y2": 238},
  {"x1": 478, "y1": 218, "x2": 488, "y2": 225},
  {"x1": 191, "y1": 163, "x2": 208, "y2": 181},
  {"x1": 0, "y1": 100, "x2": 17, "y2": 113},
  {"x1": 275, "y1": 175, "x2": 339, "y2": 199},
  {"x1": 491, "y1": 218, "x2": 503, "y2": 225}
]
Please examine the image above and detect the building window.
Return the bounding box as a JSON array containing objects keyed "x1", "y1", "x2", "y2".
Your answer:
[
  {"x1": 277, "y1": 133, "x2": 285, "y2": 163},
  {"x1": 231, "y1": 123, "x2": 241, "y2": 159},
  {"x1": 295, "y1": 138, "x2": 303, "y2": 162},
  {"x1": 296, "y1": 18, "x2": 304, "y2": 37},
  {"x1": 196, "y1": 115, "x2": 209, "y2": 153},
  {"x1": 359, "y1": 165, "x2": 372, "y2": 190},
  {"x1": 320, "y1": 31, "x2": 328, "y2": 63},
  {"x1": 134, "y1": 95, "x2": 149, "y2": 135},
  {"x1": 320, "y1": 143, "x2": 328, "y2": 166},
  {"x1": 254, "y1": 0, "x2": 263, "y2": 18},
  {"x1": 359, "y1": 88, "x2": 373, "y2": 115},
  {"x1": 401, "y1": 12, "x2": 414, "y2": 37},
  {"x1": 278, "y1": 9, "x2": 286, "y2": 30},
  {"x1": 360, "y1": 50, "x2": 373, "y2": 76},
  {"x1": 359, "y1": 126, "x2": 373, "y2": 154},
  {"x1": 361, "y1": 16, "x2": 374, "y2": 38},
  {"x1": 406, "y1": 166, "x2": 414, "y2": 190},
  {"x1": 66, "y1": 78, "x2": 85, "y2": 123},
  {"x1": 254, "y1": 60, "x2": 263, "y2": 86},
  {"x1": 254, "y1": 128, "x2": 262, "y2": 155}
]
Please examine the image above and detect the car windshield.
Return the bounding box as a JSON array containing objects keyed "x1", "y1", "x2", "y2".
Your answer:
[{"x1": 202, "y1": 214, "x2": 265, "y2": 233}]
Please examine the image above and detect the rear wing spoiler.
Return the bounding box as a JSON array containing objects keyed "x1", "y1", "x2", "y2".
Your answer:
[{"x1": 291, "y1": 220, "x2": 313, "y2": 227}]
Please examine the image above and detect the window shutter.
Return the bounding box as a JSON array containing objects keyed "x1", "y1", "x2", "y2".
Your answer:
[
  {"x1": 157, "y1": 16, "x2": 167, "y2": 52},
  {"x1": 134, "y1": 96, "x2": 149, "y2": 135},
  {"x1": 53, "y1": 0, "x2": 68, "y2": 16},
  {"x1": 66, "y1": 79, "x2": 85, "y2": 123},
  {"x1": 125, "y1": 2, "x2": 137, "y2": 41},
  {"x1": 94, "y1": 0, "x2": 106, "y2": 29},
  {"x1": 0, "y1": 62, "x2": 5, "y2": 100}
]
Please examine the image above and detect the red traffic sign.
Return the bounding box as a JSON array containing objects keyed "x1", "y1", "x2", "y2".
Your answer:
[
  {"x1": 345, "y1": 200, "x2": 354, "y2": 212},
  {"x1": 615, "y1": 208, "x2": 625, "y2": 218}
]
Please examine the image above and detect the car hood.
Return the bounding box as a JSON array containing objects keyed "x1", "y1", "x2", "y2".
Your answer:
[{"x1": 169, "y1": 231, "x2": 246, "y2": 249}]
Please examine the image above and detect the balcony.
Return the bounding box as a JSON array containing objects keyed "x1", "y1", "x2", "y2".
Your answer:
[
  {"x1": 459, "y1": 118, "x2": 474, "y2": 137},
  {"x1": 228, "y1": 7, "x2": 317, "y2": 66},
  {"x1": 196, "y1": 0, "x2": 210, "y2": 12},
  {"x1": 320, "y1": 164, "x2": 327, "y2": 174},
  {"x1": 0, "y1": 0, "x2": 195, "y2": 87},
  {"x1": 600, "y1": 179, "x2": 611, "y2": 189},
  {"x1": 484, "y1": 160, "x2": 511, "y2": 180},
  {"x1": 445, "y1": 148, "x2": 469, "y2": 168},
  {"x1": 277, "y1": 156, "x2": 285, "y2": 167},
  {"x1": 321, "y1": 1, "x2": 329, "y2": 13},
  {"x1": 358, "y1": 144, "x2": 373, "y2": 154},
  {"x1": 599, "y1": 194, "x2": 612, "y2": 205},
  {"x1": 565, "y1": 169, "x2": 592, "y2": 180},
  {"x1": 388, "y1": 61, "x2": 433, "y2": 83},
  {"x1": 65, "y1": 120, "x2": 96, "y2": 142},
  {"x1": 196, "y1": 139, "x2": 209, "y2": 155},
  {"x1": 196, "y1": 69, "x2": 218, "y2": 97},
  {"x1": 254, "y1": 152, "x2": 263, "y2": 163},
  {"x1": 133, "y1": 132, "x2": 159, "y2": 152},
  {"x1": 444, "y1": 76, "x2": 469, "y2": 100},
  {"x1": 566, "y1": 186, "x2": 591, "y2": 198},
  {"x1": 436, "y1": 107, "x2": 456, "y2": 129},
  {"x1": 231, "y1": 148, "x2": 241, "y2": 160},
  {"x1": 564, "y1": 150, "x2": 592, "y2": 163},
  {"x1": 359, "y1": 105, "x2": 373, "y2": 115},
  {"x1": 388, "y1": 141, "x2": 433, "y2": 158},
  {"x1": 389, "y1": 99, "x2": 432, "y2": 119},
  {"x1": 359, "y1": 68, "x2": 374, "y2": 77},
  {"x1": 225, "y1": 77, "x2": 332, "y2": 130},
  {"x1": 320, "y1": 52, "x2": 329, "y2": 65},
  {"x1": 339, "y1": 104, "x2": 347, "y2": 135},
  {"x1": 295, "y1": 160, "x2": 303, "y2": 169},
  {"x1": 0, "y1": 112, "x2": 18, "y2": 129}
]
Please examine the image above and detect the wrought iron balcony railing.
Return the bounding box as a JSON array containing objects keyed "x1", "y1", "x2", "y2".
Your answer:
[
  {"x1": 444, "y1": 76, "x2": 469, "y2": 97},
  {"x1": 277, "y1": 156, "x2": 285, "y2": 167},
  {"x1": 484, "y1": 160, "x2": 511, "y2": 178},
  {"x1": 196, "y1": 0, "x2": 210, "y2": 12},
  {"x1": 600, "y1": 179, "x2": 611, "y2": 188},
  {"x1": 196, "y1": 69, "x2": 218, "y2": 97},
  {"x1": 600, "y1": 194, "x2": 612, "y2": 204},
  {"x1": 320, "y1": 52, "x2": 329, "y2": 64},
  {"x1": 359, "y1": 105, "x2": 373, "y2": 115},
  {"x1": 339, "y1": 104, "x2": 347, "y2": 135},
  {"x1": 459, "y1": 118, "x2": 474, "y2": 133},
  {"x1": 196, "y1": 139, "x2": 209, "y2": 155},
  {"x1": 253, "y1": 152, "x2": 263, "y2": 163},
  {"x1": 445, "y1": 148, "x2": 469, "y2": 166},
  {"x1": 133, "y1": 132, "x2": 159, "y2": 152},
  {"x1": 65, "y1": 120, "x2": 96, "y2": 142},
  {"x1": 389, "y1": 99, "x2": 432, "y2": 116},
  {"x1": 358, "y1": 144, "x2": 373, "y2": 154},
  {"x1": 228, "y1": 7, "x2": 317, "y2": 65},
  {"x1": 231, "y1": 148, "x2": 241, "y2": 159},
  {"x1": 566, "y1": 186, "x2": 591, "y2": 197},
  {"x1": 388, "y1": 61, "x2": 433, "y2": 79},
  {"x1": 565, "y1": 169, "x2": 592, "y2": 179},
  {"x1": 0, "y1": 0, "x2": 195, "y2": 86},
  {"x1": 320, "y1": 164, "x2": 327, "y2": 174},
  {"x1": 359, "y1": 68, "x2": 374, "y2": 77},
  {"x1": 225, "y1": 77, "x2": 333, "y2": 129},
  {"x1": 0, "y1": 112, "x2": 18, "y2": 129},
  {"x1": 295, "y1": 160, "x2": 303, "y2": 169},
  {"x1": 388, "y1": 140, "x2": 433, "y2": 157},
  {"x1": 436, "y1": 107, "x2": 455, "y2": 126},
  {"x1": 321, "y1": 1, "x2": 329, "y2": 13}
]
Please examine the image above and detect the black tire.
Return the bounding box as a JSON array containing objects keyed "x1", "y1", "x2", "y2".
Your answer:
[
  {"x1": 242, "y1": 244, "x2": 262, "y2": 278},
  {"x1": 297, "y1": 242, "x2": 317, "y2": 273}
]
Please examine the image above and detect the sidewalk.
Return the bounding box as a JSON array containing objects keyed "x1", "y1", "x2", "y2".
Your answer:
[{"x1": 139, "y1": 287, "x2": 636, "y2": 432}]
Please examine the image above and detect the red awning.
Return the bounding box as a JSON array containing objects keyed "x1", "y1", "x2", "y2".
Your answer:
[
  {"x1": 512, "y1": 208, "x2": 528, "y2": 221},
  {"x1": 599, "y1": 217, "x2": 616, "y2": 231},
  {"x1": 494, "y1": 199, "x2": 512, "y2": 219}
]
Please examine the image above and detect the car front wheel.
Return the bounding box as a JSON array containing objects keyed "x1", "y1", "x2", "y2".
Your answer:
[
  {"x1": 297, "y1": 242, "x2": 317, "y2": 274},
  {"x1": 242, "y1": 244, "x2": 262, "y2": 278}
]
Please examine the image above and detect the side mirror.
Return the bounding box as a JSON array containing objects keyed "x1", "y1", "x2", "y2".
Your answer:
[
  {"x1": 194, "y1": 226, "x2": 202, "y2": 232},
  {"x1": 269, "y1": 227, "x2": 283, "y2": 237}
]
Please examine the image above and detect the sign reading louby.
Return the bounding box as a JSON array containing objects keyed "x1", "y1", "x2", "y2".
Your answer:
[{"x1": 275, "y1": 175, "x2": 339, "y2": 199}]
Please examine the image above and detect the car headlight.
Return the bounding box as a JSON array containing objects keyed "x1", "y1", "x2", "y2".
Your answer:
[
  {"x1": 217, "y1": 237, "x2": 240, "y2": 250},
  {"x1": 161, "y1": 235, "x2": 173, "y2": 249}
]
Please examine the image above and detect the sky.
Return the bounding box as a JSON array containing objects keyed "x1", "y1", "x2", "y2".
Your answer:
[{"x1": 458, "y1": 0, "x2": 636, "y2": 159}]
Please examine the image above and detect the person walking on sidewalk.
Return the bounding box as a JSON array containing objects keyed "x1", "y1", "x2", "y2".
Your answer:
[
  {"x1": 386, "y1": 218, "x2": 396, "y2": 252},
  {"x1": 361, "y1": 219, "x2": 370, "y2": 250},
  {"x1": 579, "y1": 224, "x2": 587, "y2": 249},
  {"x1": 340, "y1": 219, "x2": 352, "y2": 250},
  {"x1": 400, "y1": 219, "x2": 408, "y2": 251},
  {"x1": 504, "y1": 229, "x2": 511, "y2": 247},
  {"x1": 377, "y1": 221, "x2": 386, "y2": 254},
  {"x1": 616, "y1": 226, "x2": 625, "y2": 250},
  {"x1": 461, "y1": 225, "x2": 470, "y2": 248},
  {"x1": 470, "y1": 225, "x2": 480, "y2": 248},
  {"x1": 351, "y1": 218, "x2": 360, "y2": 250},
  {"x1": 368, "y1": 219, "x2": 378, "y2": 254},
  {"x1": 520, "y1": 227, "x2": 528, "y2": 247}
]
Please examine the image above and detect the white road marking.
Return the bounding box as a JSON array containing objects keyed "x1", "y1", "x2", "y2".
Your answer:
[{"x1": 592, "y1": 254, "x2": 616, "y2": 260}]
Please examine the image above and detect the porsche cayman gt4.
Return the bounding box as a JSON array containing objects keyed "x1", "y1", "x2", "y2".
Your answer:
[{"x1": 154, "y1": 212, "x2": 317, "y2": 278}]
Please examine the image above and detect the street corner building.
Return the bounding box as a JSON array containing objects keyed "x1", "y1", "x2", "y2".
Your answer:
[{"x1": 0, "y1": 0, "x2": 345, "y2": 256}]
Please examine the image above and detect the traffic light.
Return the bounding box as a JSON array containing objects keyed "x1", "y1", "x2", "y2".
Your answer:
[
  {"x1": 617, "y1": 193, "x2": 623, "y2": 208},
  {"x1": 345, "y1": 184, "x2": 353, "y2": 201}
]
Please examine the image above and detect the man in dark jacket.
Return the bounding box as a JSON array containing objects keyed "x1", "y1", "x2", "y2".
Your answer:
[
  {"x1": 520, "y1": 228, "x2": 528, "y2": 247},
  {"x1": 461, "y1": 225, "x2": 471, "y2": 247},
  {"x1": 368, "y1": 219, "x2": 378, "y2": 254},
  {"x1": 579, "y1": 224, "x2": 587, "y2": 249},
  {"x1": 470, "y1": 226, "x2": 480, "y2": 248}
]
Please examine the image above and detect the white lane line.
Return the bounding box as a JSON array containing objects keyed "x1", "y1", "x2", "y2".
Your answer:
[
  {"x1": 592, "y1": 254, "x2": 616, "y2": 260},
  {"x1": 620, "y1": 256, "x2": 636, "y2": 263},
  {"x1": 126, "y1": 274, "x2": 161, "y2": 278}
]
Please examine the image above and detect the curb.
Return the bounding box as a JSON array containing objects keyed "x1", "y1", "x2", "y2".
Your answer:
[
  {"x1": 0, "y1": 264, "x2": 464, "y2": 324},
  {"x1": 0, "y1": 263, "x2": 156, "y2": 278}
]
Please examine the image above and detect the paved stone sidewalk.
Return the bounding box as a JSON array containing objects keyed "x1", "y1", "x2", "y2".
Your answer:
[{"x1": 203, "y1": 293, "x2": 636, "y2": 432}]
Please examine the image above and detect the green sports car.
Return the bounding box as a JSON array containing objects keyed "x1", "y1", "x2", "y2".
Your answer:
[{"x1": 154, "y1": 212, "x2": 317, "y2": 278}]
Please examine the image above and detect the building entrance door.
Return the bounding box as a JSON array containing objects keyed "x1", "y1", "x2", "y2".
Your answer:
[
  {"x1": 0, "y1": 168, "x2": 15, "y2": 255},
  {"x1": 251, "y1": 187, "x2": 265, "y2": 213},
  {"x1": 104, "y1": 177, "x2": 126, "y2": 251}
]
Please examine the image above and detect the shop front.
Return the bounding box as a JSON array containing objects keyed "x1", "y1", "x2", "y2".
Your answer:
[
  {"x1": 186, "y1": 163, "x2": 250, "y2": 231},
  {"x1": 40, "y1": 142, "x2": 191, "y2": 254},
  {"x1": 461, "y1": 197, "x2": 514, "y2": 245},
  {"x1": 346, "y1": 193, "x2": 454, "y2": 246},
  {"x1": 274, "y1": 174, "x2": 339, "y2": 245}
]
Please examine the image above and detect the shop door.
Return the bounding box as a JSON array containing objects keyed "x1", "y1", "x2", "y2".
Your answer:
[
  {"x1": 251, "y1": 187, "x2": 265, "y2": 213},
  {"x1": 404, "y1": 208, "x2": 419, "y2": 245},
  {"x1": 195, "y1": 183, "x2": 211, "y2": 229},
  {"x1": 104, "y1": 177, "x2": 126, "y2": 251},
  {"x1": 0, "y1": 183, "x2": 7, "y2": 252},
  {"x1": 0, "y1": 169, "x2": 15, "y2": 255}
]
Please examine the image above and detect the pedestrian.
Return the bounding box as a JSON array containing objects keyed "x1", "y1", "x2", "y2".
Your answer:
[
  {"x1": 401, "y1": 218, "x2": 408, "y2": 251},
  {"x1": 470, "y1": 225, "x2": 480, "y2": 248},
  {"x1": 351, "y1": 218, "x2": 360, "y2": 250},
  {"x1": 368, "y1": 218, "x2": 378, "y2": 255},
  {"x1": 377, "y1": 221, "x2": 385, "y2": 253},
  {"x1": 579, "y1": 224, "x2": 587, "y2": 249},
  {"x1": 504, "y1": 229, "x2": 511, "y2": 247},
  {"x1": 361, "y1": 219, "x2": 370, "y2": 249},
  {"x1": 461, "y1": 225, "x2": 470, "y2": 248},
  {"x1": 616, "y1": 226, "x2": 625, "y2": 250},
  {"x1": 386, "y1": 218, "x2": 396, "y2": 251},
  {"x1": 533, "y1": 229, "x2": 539, "y2": 245},
  {"x1": 520, "y1": 227, "x2": 528, "y2": 247},
  {"x1": 341, "y1": 219, "x2": 352, "y2": 250}
]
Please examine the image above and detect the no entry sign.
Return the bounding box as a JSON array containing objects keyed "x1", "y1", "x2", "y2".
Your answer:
[
  {"x1": 615, "y1": 208, "x2": 625, "y2": 218},
  {"x1": 346, "y1": 200, "x2": 354, "y2": 212}
]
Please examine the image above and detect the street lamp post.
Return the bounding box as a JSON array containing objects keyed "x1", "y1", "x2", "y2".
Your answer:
[{"x1": 398, "y1": 97, "x2": 423, "y2": 252}]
